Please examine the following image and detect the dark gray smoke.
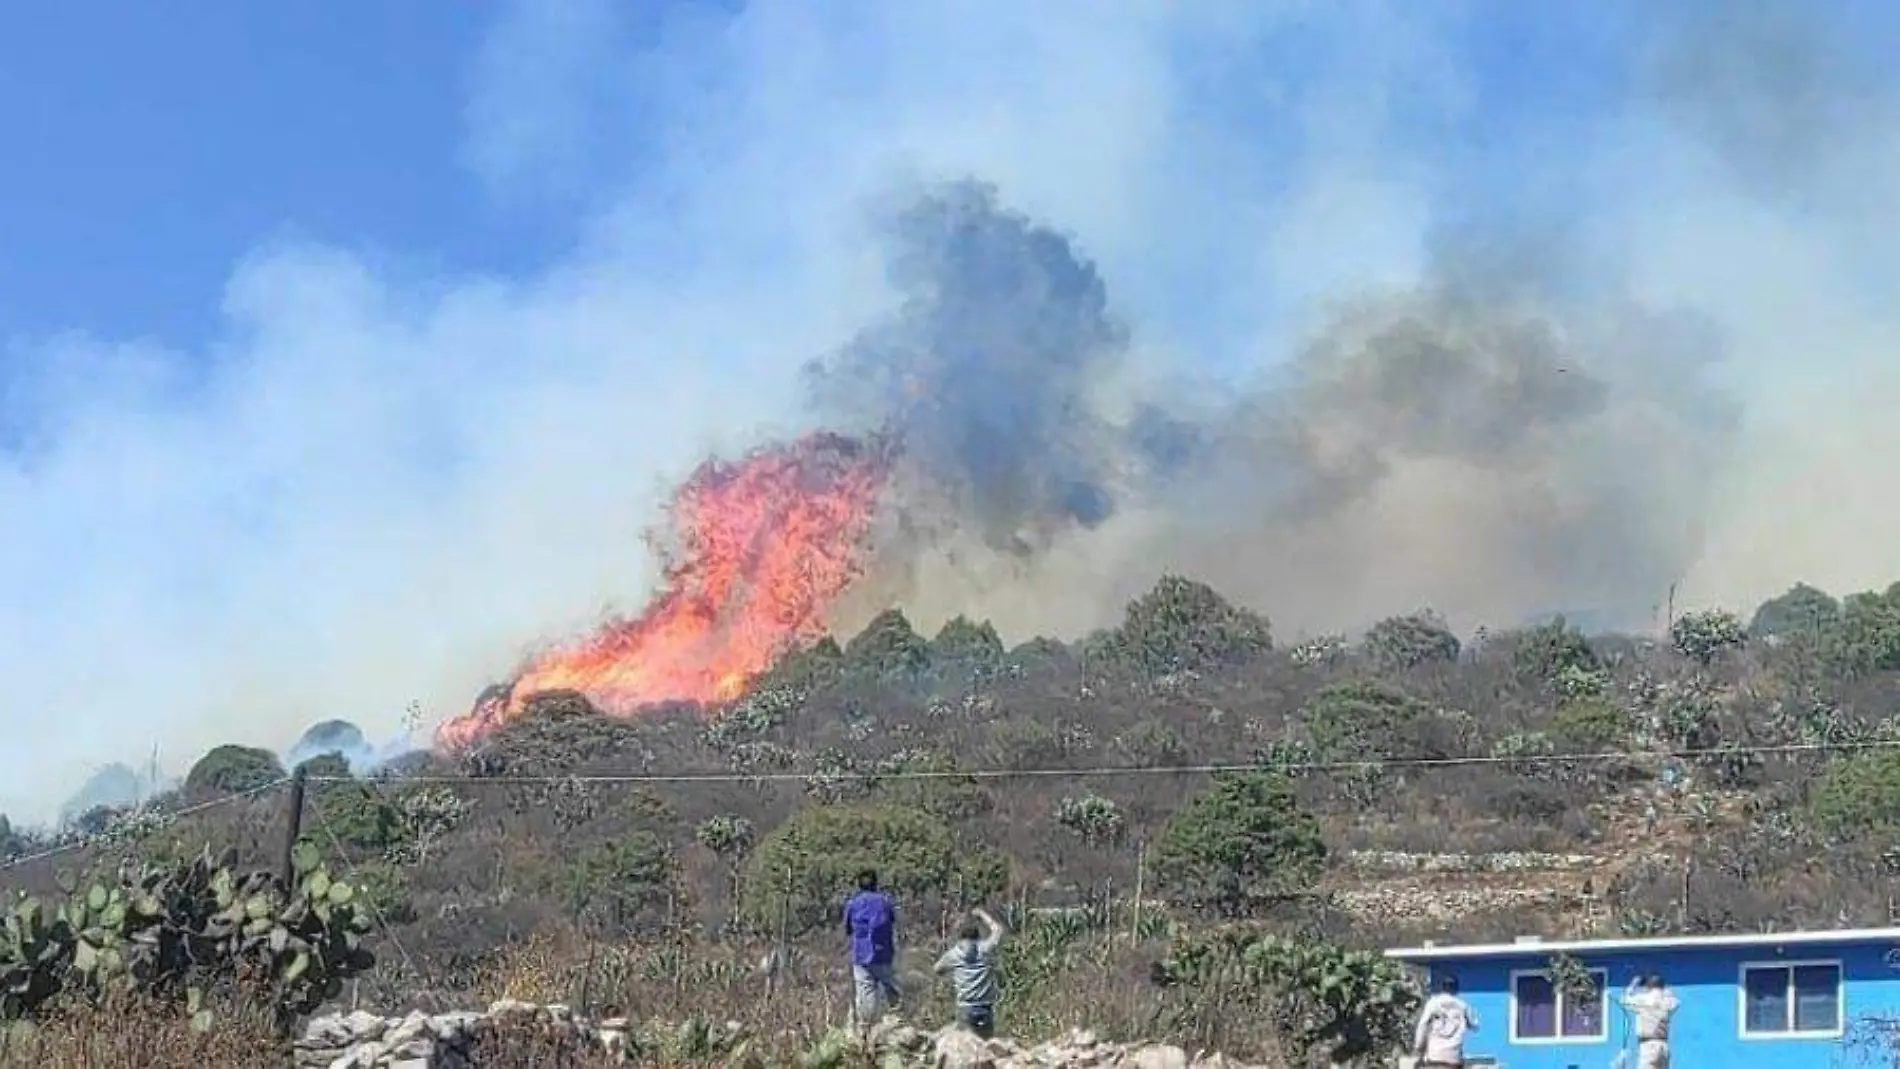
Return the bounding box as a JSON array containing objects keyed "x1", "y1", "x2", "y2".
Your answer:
[
  {"x1": 1184, "y1": 234, "x2": 1738, "y2": 630},
  {"x1": 809, "y1": 180, "x2": 1739, "y2": 637},
  {"x1": 804, "y1": 180, "x2": 1130, "y2": 555}
]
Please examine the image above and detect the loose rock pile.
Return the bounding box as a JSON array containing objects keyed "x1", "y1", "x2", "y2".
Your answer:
[
  {"x1": 296, "y1": 1001, "x2": 1267, "y2": 1068},
  {"x1": 892, "y1": 1021, "x2": 1265, "y2": 1069},
  {"x1": 295, "y1": 1000, "x2": 628, "y2": 1068}
]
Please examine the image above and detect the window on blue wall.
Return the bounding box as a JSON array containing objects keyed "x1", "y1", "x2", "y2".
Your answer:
[
  {"x1": 1741, "y1": 962, "x2": 1843, "y2": 1037},
  {"x1": 1512, "y1": 969, "x2": 1607, "y2": 1041}
]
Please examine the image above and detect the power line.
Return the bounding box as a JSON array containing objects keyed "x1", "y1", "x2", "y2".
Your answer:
[
  {"x1": 0, "y1": 776, "x2": 290, "y2": 873},
  {"x1": 0, "y1": 735, "x2": 1880, "y2": 873},
  {"x1": 306, "y1": 736, "x2": 1900, "y2": 787}
]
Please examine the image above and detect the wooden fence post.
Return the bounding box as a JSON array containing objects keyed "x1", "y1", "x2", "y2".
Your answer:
[{"x1": 279, "y1": 766, "x2": 309, "y2": 887}]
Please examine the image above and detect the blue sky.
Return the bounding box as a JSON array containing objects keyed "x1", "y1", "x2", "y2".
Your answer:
[
  {"x1": 0, "y1": 1, "x2": 1644, "y2": 351},
  {"x1": 0, "y1": 4, "x2": 545, "y2": 346},
  {"x1": 3, "y1": 0, "x2": 1900, "y2": 819}
]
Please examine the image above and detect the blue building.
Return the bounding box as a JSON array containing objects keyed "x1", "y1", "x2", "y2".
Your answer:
[{"x1": 1385, "y1": 927, "x2": 1900, "y2": 1068}]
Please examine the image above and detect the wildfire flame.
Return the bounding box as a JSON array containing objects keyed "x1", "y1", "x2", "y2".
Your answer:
[{"x1": 436, "y1": 431, "x2": 894, "y2": 748}]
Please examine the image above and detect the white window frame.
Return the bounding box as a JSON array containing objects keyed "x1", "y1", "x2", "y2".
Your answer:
[
  {"x1": 1737, "y1": 958, "x2": 1844, "y2": 1040},
  {"x1": 1508, "y1": 967, "x2": 1609, "y2": 1044}
]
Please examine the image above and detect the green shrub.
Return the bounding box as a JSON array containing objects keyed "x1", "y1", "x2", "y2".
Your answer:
[
  {"x1": 1103, "y1": 575, "x2": 1272, "y2": 674},
  {"x1": 1823, "y1": 591, "x2": 1900, "y2": 676},
  {"x1": 1669, "y1": 609, "x2": 1747, "y2": 665},
  {"x1": 1155, "y1": 931, "x2": 1419, "y2": 1064},
  {"x1": 1298, "y1": 680, "x2": 1432, "y2": 761},
  {"x1": 1810, "y1": 750, "x2": 1900, "y2": 839},
  {"x1": 930, "y1": 616, "x2": 1005, "y2": 671},
  {"x1": 1551, "y1": 698, "x2": 1632, "y2": 752},
  {"x1": 1363, "y1": 611, "x2": 1460, "y2": 669},
  {"x1": 1749, "y1": 582, "x2": 1839, "y2": 639},
  {"x1": 844, "y1": 609, "x2": 931, "y2": 678},
  {"x1": 561, "y1": 833, "x2": 674, "y2": 931},
  {"x1": 740, "y1": 803, "x2": 1002, "y2": 932},
  {"x1": 1154, "y1": 771, "x2": 1325, "y2": 915},
  {"x1": 183, "y1": 746, "x2": 285, "y2": 796},
  {"x1": 1511, "y1": 617, "x2": 1601, "y2": 686}
]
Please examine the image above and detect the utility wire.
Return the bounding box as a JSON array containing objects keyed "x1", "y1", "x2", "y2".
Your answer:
[
  {"x1": 306, "y1": 736, "x2": 1900, "y2": 786},
  {"x1": 0, "y1": 775, "x2": 291, "y2": 873},
  {"x1": 1, "y1": 736, "x2": 1880, "y2": 871}
]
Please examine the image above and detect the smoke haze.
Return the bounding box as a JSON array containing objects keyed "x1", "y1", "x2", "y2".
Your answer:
[{"x1": 5, "y1": 0, "x2": 1900, "y2": 819}]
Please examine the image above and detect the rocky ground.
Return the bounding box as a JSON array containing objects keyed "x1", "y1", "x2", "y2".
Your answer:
[{"x1": 296, "y1": 1000, "x2": 1269, "y2": 1069}]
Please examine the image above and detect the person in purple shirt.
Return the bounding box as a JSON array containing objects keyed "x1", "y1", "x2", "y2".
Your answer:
[{"x1": 843, "y1": 868, "x2": 902, "y2": 1026}]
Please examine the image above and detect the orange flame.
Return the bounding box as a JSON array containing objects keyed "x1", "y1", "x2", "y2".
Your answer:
[{"x1": 437, "y1": 431, "x2": 892, "y2": 748}]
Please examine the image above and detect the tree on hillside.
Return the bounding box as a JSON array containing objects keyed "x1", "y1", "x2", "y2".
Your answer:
[
  {"x1": 750, "y1": 637, "x2": 844, "y2": 697},
  {"x1": 1809, "y1": 749, "x2": 1900, "y2": 840},
  {"x1": 1154, "y1": 771, "x2": 1325, "y2": 916},
  {"x1": 844, "y1": 609, "x2": 931, "y2": 678},
  {"x1": 930, "y1": 615, "x2": 1005, "y2": 672},
  {"x1": 295, "y1": 753, "x2": 352, "y2": 780},
  {"x1": 1363, "y1": 611, "x2": 1461, "y2": 670},
  {"x1": 696, "y1": 814, "x2": 758, "y2": 919},
  {"x1": 1006, "y1": 636, "x2": 1074, "y2": 675},
  {"x1": 561, "y1": 832, "x2": 674, "y2": 934},
  {"x1": 1298, "y1": 680, "x2": 1436, "y2": 762},
  {"x1": 1669, "y1": 609, "x2": 1747, "y2": 666},
  {"x1": 740, "y1": 803, "x2": 1005, "y2": 932},
  {"x1": 1510, "y1": 616, "x2": 1601, "y2": 687},
  {"x1": 1749, "y1": 583, "x2": 1839, "y2": 640},
  {"x1": 1054, "y1": 792, "x2": 1127, "y2": 847},
  {"x1": 1105, "y1": 575, "x2": 1272, "y2": 675},
  {"x1": 1550, "y1": 697, "x2": 1633, "y2": 753},
  {"x1": 1823, "y1": 590, "x2": 1900, "y2": 676},
  {"x1": 184, "y1": 744, "x2": 286, "y2": 795}
]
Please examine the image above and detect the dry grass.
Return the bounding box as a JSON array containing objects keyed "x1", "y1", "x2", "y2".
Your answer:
[
  {"x1": 0, "y1": 989, "x2": 285, "y2": 1069},
  {"x1": 457, "y1": 916, "x2": 1294, "y2": 1063},
  {"x1": 462, "y1": 1015, "x2": 625, "y2": 1069}
]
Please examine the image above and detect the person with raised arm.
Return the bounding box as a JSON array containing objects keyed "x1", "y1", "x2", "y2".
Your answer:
[
  {"x1": 1619, "y1": 972, "x2": 1679, "y2": 1069},
  {"x1": 934, "y1": 906, "x2": 1006, "y2": 1037}
]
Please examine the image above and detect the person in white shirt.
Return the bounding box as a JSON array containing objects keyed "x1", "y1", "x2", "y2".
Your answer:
[
  {"x1": 1413, "y1": 975, "x2": 1478, "y2": 1067},
  {"x1": 1619, "y1": 973, "x2": 1679, "y2": 1069}
]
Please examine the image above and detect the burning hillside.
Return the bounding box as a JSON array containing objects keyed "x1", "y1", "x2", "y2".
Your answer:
[
  {"x1": 435, "y1": 431, "x2": 894, "y2": 748},
  {"x1": 434, "y1": 177, "x2": 1736, "y2": 749}
]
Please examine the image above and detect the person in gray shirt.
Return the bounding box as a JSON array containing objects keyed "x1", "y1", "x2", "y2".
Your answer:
[{"x1": 934, "y1": 906, "x2": 1005, "y2": 1037}]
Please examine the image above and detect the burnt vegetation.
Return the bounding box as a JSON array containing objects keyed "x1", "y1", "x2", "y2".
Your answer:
[{"x1": 11, "y1": 574, "x2": 1900, "y2": 1060}]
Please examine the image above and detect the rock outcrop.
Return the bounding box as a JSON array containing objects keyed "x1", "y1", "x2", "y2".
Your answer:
[{"x1": 296, "y1": 1002, "x2": 1266, "y2": 1069}]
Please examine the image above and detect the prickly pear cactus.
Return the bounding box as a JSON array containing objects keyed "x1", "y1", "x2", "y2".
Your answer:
[
  {"x1": 0, "y1": 897, "x2": 70, "y2": 1018},
  {"x1": 0, "y1": 840, "x2": 377, "y2": 1026},
  {"x1": 260, "y1": 838, "x2": 376, "y2": 1015},
  {"x1": 1154, "y1": 928, "x2": 1420, "y2": 1065}
]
